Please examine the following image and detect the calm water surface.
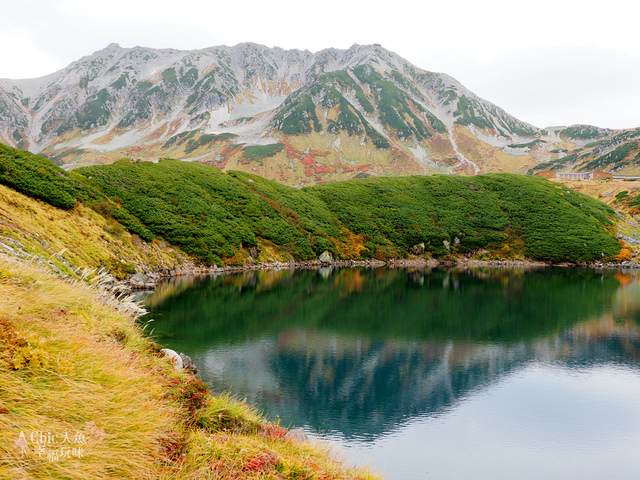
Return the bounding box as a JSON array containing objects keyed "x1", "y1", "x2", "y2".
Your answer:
[{"x1": 141, "y1": 267, "x2": 640, "y2": 479}]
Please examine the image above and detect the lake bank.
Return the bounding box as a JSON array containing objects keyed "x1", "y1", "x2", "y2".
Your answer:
[{"x1": 117, "y1": 255, "x2": 640, "y2": 293}]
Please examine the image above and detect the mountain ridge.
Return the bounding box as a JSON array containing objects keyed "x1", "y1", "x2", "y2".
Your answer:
[{"x1": 1, "y1": 43, "x2": 638, "y2": 185}]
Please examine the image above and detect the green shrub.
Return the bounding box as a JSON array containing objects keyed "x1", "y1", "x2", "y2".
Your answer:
[
  {"x1": 0, "y1": 142, "x2": 620, "y2": 265},
  {"x1": 0, "y1": 143, "x2": 86, "y2": 209},
  {"x1": 560, "y1": 125, "x2": 608, "y2": 140},
  {"x1": 453, "y1": 95, "x2": 492, "y2": 130},
  {"x1": 242, "y1": 144, "x2": 285, "y2": 163},
  {"x1": 615, "y1": 191, "x2": 629, "y2": 202},
  {"x1": 353, "y1": 65, "x2": 432, "y2": 141},
  {"x1": 272, "y1": 93, "x2": 321, "y2": 135},
  {"x1": 582, "y1": 142, "x2": 639, "y2": 171},
  {"x1": 79, "y1": 160, "x2": 328, "y2": 264},
  {"x1": 308, "y1": 174, "x2": 619, "y2": 262}
]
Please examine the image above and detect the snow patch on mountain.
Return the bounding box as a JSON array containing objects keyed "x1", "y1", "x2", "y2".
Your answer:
[{"x1": 409, "y1": 145, "x2": 451, "y2": 174}]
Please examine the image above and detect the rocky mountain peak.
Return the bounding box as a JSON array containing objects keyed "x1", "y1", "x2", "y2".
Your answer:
[
  {"x1": 104, "y1": 42, "x2": 122, "y2": 52},
  {"x1": 1, "y1": 42, "x2": 635, "y2": 185}
]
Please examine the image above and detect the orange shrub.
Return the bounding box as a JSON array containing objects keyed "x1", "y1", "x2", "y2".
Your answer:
[{"x1": 615, "y1": 248, "x2": 633, "y2": 262}]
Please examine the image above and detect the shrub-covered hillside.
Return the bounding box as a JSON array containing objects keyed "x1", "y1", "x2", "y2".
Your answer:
[
  {"x1": 0, "y1": 142, "x2": 91, "y2": 209},
  {"x1": 78, "y1": 159, "x2": 342, "y2": 265},
  {"x1": 0, "y1": 143, "x2": 153, "y2": 241},
  {"x1": 0, "y1": 143, "x2": 622, "y2": 265},
  {"x1": 81, "y1": 160, "x2": 622, "y2": 264},
  {"x1": 308, "y1": 174, "x2": 621, "y2": 262}
]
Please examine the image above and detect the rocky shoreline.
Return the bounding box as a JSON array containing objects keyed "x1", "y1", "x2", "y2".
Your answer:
[{"x1": 112, "y1": 255, "x2": 640, "y2": 294}]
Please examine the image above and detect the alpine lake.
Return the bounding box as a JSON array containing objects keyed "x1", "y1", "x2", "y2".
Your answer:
[{"x1": 140, "y1": 266, "x2": 640, "y2": 480}]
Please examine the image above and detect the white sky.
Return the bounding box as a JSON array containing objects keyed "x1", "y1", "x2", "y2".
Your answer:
[{"x1": 1, "y1": 0, "x2": 638, "y2": 130}]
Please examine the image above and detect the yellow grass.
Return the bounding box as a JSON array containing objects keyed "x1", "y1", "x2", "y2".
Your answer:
[
  {"x1": 0, "y1": 183, "x2": 183, "y2": 279},
  {"x1": 0, "y1": 256, "x2": 381, "y2": 479},
  {"x1": 551, "y1": 178, "x2": 640, "y2": 208},
  {"x1": 0, "y1": 256, "x2": 180, "y2": 479}
]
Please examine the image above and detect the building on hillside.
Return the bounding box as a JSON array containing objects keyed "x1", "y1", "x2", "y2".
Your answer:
[
  {"x1": 592, "y1": 171, "x2": 614, "y2": 180},
  {"x1": 535, "y1": 171, "x2": 613, "y2": 180}
]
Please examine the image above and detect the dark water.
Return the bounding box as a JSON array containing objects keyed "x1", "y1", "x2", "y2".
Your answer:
[{"x1": 141, "y1": 267, "x2": 640, "y2": 479}]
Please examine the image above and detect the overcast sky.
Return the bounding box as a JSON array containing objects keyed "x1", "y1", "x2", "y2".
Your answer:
[{"x1": 2, "y1": 0, "x2": 638, "y2": 130}]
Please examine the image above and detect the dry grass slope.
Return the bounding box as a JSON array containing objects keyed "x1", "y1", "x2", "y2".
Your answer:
[
  {"x1": 0, "y1": 257, "x2": 380, "y2": 479},
  {"x1": 0, "y1": 258, "x2": 178, "y2": 479},
  {"x1": 0, "y1": 183, "x2": 183, "y2": 279}
]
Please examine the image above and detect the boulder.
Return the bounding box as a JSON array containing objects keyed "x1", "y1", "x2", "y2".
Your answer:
[
  {"x1": 411, "y1": 243, "x2": 425, "y2": 255},
  {"x1": 119, "y1": 301, "x2": 147, "y2": 317},
  {"x1": 284, "y1": 427, "x2": 308, "y2": 442},
  {"x1": 161, "y1": 348, "x2": 183, "y2": 370},
  {"x1": 99, "y1": 274, "x2": 118, "y2": 289},
  {"x1": 179, "y1": 353, "x2": 198, "y2": 374},
  {"x1": 319, "y1": 251, "x2": 333, "y2": 263},
  {"x1": 130, "y1": 272, "x2": 147, "y2": 284}
]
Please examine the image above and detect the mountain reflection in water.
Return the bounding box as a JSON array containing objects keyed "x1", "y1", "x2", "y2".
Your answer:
[{"x1": 142, "y1": 267, "x2": 640, "y2": 440}]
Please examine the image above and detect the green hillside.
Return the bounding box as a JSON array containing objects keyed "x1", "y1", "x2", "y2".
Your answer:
[
  {"x1": 78, "y1": 159, "x2": 338, "y2": 265},
  {"x1": 309, "y1": 174, "x2": 619, "y2": 262},
  {"x1": 0, "y1": 143, "x2": 153, "y2": 241},
  {"x1": 0, "y1": 143, "x2": 622, "y2": 266}
]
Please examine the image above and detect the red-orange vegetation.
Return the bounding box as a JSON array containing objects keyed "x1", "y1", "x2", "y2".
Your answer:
[
  {"x1": 332, "y1": 230, "x2": 367, "y2": 259},
  {"x1": 615, "y1": 248, "x2": 633, "y2": 262},
  {"x1": 243, "y1": 451, "x2": 279, "y2": 473}
]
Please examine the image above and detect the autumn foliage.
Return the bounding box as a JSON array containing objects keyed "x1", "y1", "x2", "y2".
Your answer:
[{"x1": 615, "y1": 248, "x2": 633, "y2": 262}]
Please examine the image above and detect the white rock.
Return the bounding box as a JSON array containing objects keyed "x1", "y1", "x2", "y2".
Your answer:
[
  {"x1": 119, "y1": 301, "x2": 147, "y2": 317},
  {"x1": 319, "y1": 251, "x2": 333, "y2": 263},
  {"x1": 284, "y1": 427, "x2": 308, "y2": 442},
  {"x1": 161, "y1": 348, "x2": 183, "y2": 370}
]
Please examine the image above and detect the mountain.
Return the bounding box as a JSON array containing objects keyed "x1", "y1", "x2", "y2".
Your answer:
[
  {"x1": 1, "y1": 43, "x2": 638, "y2": 185},
  {"x1": 528, "y1": 126, "x2": 640, "y2": 175}
]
